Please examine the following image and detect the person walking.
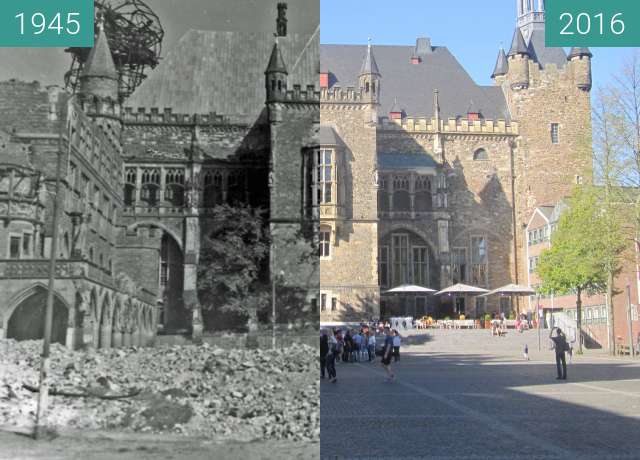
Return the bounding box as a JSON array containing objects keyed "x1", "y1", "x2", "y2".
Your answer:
[
  {"x1": 326, "y1": 329, "x2": 338, "y2": 383},
  {"x1": 392, "y1": 329, "x2": 401, "y2": 362},
  {"x1": 381, "y1": 327, "x2": 396, "y2": 382},
  {"x1": 549, "y1": 327, "x2": 568, "y2": 380},
  {"x1": 367, "y1": 330, "x2": 376, "y2": 362},
  {"x1": 320, "y1": 329, "x2": 328, "y2": 379}
]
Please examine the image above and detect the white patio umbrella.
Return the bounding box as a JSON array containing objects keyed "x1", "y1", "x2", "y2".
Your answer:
[
  {"x1": 435, "y1": 283, "x2": 489, "y2": 316},
  {"x1": 383, "y1": 285, "x2": 436, "y2": 319},
  {"x1": 384, "y1": 284, "x2": 437, "y2": 294},
  {"x1": 481, "y1": 283, "x2": 536, "y2": 316}
]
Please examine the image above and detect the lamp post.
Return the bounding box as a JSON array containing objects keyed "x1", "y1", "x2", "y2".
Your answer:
[
  {"x1": 537, "y1": 294, "x2": 541, "y2": 352},
  {"x1": 34, "y1": 146, "x2": 64, "y2": 440},
  {"x1": 626, "y1": 284, "x2": 635, "y2": 357},
  {"x1": 271, "y1": 269, "x2": 285, "y2": 349}
]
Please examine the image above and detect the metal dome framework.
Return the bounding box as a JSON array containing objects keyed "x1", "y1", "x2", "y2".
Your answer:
[{"x1": 64, "y1": 0, "x2": 164, "y2": 102}]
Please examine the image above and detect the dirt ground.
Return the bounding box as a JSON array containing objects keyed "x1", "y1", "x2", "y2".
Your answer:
[{"x1": 0, "y1": 428, "x2": 320, "y2": 460}]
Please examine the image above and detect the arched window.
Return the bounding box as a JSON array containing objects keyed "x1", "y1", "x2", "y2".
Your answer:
[
  {"x1": 415, "y1": 177, "x2": 432, "y2": 212},
  {"x1": 140, "y1": 168, "x2": 160, "y2": 207},
  {"x1": 124, "y1": 168, "x2": 137, "y2": 206},
  {"x1": 473, "y1": 148, "x2": 488, "y2": 161},
  {"x1": 203, "y1": 170, "x2": 223, "y2": 208},
  {"x1": 165, "y1": 168, "x2": 185, "y2": 207},
  {"x1": 393, "y1": 190, "x2": 410, "y2": 211},
  {"x1": 227, "y1": 170, "x2": 245, "y2": 205}
]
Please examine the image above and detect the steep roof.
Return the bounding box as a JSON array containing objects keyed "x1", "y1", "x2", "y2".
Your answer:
[
  {"x1": 126, "y1": 27, "x2": 319, "y2": 121},
  {"x1": 491, "y1": 48, "x2": 508, "y2": 78},
  {"x1": 378, "y1": 152, "x2": 437, "y2": 170},
  {"x1": 321, "y1": 43, "x2": 509, "y2": 120},
  {"x1": 508, "y1": 28, "x2": 529, "y2": 57},
  {"x1": 568, "y1": 47, "x2": 592, "y2": 59},
  {"x1": 526, "y1": 29, "x2": 566, "y2": 69},
  {"x1": 266, "y1": 41, "x2": 288, "y2": 74},
  {"x1": 82, "y1": 24, "x2": 118, "y2": 80},
  {"x1": 360, "y1": 44, "x2": 380, "y2": 75}
]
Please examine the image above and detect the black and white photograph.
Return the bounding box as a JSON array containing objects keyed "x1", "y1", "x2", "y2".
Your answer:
[{"x1": 0, "y1": 1, "x2": 320, "y2": 458}]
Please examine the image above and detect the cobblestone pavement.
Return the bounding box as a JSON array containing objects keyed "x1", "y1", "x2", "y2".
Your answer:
[
  {"x1": 320, "y1": 329, "x2": 640, "y2": 459},
  {"x1": 0, "y1": 429, "x2": 319, "y2": 460}
]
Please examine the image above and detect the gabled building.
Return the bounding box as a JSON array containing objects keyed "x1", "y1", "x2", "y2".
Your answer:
[
  {"x1": 0, "y1": 3, "x2": 320, "y2": 347},
  {"x1": 319, "y1": 0, "x2": 593, "y2": 322}
]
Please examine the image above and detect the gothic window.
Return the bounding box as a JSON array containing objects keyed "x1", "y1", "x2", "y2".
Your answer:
[
  {"x1": 319, "y1": 226, "x2": 331, "y2": 258},
  {"x1": 379, "y1": 246, "x2": 389, "y2": 287},
  {"x1": 473, "y1": 148, "x2": 488, "y2": 161},
  {"x1": 320, "y1": 293, "x2": 327, "y2": 311},
  {"x1": 415, "y1": 176, "x2": 432, "y2": 212},
  {"x1": 318, "y1": 149, "x2": 333, "y2": 204},
  {"x1": 331, "y1": 298, "x2": 337, "y2": 311},
  {"x1": 9, "y1": 235, "x2": 20, "y2": 259},
  {"x1": 550, "y1": 123, "x2": 559, "y2": 144},
  {"x1": 392, "y1": 176, "x2": 410, "y2": 211},
  {"x1": 470, "y1": 236, "x2": 488, "y2": 286},
  {"x1": 203, "y1": 170, "x2": 223, "y2": 208},
  {"x1": 22, "y1": 233, "x2": 32, "y2": 258},
  {"x1": 227, "y1": 170, "x2": 245, "y2": 205},
  {"x1": 165, "y1": 168, "x2": 185, "y2": 207},
  {"x1": 124, "y1": 168, "x2": 136, "y2": 206},
  {"x1": 392, "y1": 234, "x2": 409, "y2": 287},
  {"x1": 412, "y1": 246, "x2": 429, "y2": 286},
  {"x1": 452, "y1": 248, "x2": 467, "y2": 283},
  {"x1": 393, "y1": 190, "x2": 410, "y2": 211},
  {"x1": 140, "y1": 168, "x2": 160, "y2": 207}
]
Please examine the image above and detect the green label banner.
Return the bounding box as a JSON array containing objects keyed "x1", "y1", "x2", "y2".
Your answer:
[
  {"x1": 0, "y1": 0, "x2": 94, "y2": 48},
  {"x1": 546, "y1": 0, "x2": 640, "y2": 47}
]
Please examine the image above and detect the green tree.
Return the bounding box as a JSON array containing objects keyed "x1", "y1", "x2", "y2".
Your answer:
[
  {"x1": 197, "y1": 204, "x2": 270, "y2": 330},
  {"x1": 536, "y1": 187, "x2": 624, "y2": 353}
]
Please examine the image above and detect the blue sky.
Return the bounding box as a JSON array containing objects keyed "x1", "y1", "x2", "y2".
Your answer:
[{"x1": 320, "y1": 0, "x2": 633, "y2": 94}]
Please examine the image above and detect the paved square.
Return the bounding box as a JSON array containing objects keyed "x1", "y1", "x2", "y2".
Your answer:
[{"x1": 321, "y1": 329, "x2": 640, "y2": 459}]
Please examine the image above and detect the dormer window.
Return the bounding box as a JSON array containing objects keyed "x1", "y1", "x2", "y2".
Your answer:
[
  {"x1": 320, "y1": 72, "x2": 329, "y2": 88},
  {"x1": 410, "y1": 56, "x2": 420, "y2": 65}
]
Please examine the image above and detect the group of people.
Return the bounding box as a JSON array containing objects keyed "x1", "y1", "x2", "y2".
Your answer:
[{"x1": 320, "y1": 325, "x2": 402, "y2": 383}]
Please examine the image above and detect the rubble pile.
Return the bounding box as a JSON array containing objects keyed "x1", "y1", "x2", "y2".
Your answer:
[{"x1": 0, "y1": 339, "x2": 319, "y2": 442}]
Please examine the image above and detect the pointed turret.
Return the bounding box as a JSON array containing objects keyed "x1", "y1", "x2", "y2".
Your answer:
[
  {"x1": 568, "y1": 47, "x2": 592, "y2": 92},
  {"x1": 491, "y1": 48, "x2": 509, "y2": 80},
  {"x1": 507, "y1": 28, "x2": 530, "y2": 90},
  {"x1": 265, "y1": 38, "x2": 288, "y2": 102},
  {"x1": 568, "y1": 47, "x2": 592, "y2": 59},
  {"x1": 359, "y1": 39, "x2": 381, "y2": 103},
  {"x1": 360, "y1": 41, "x2": 380, "y2": 76},
  {"x1": 508, "y1": 28, "x2": 529, "y2": 57},
  {"x1": 78, "y1": 16, "x2": 118, "y2": 101}
]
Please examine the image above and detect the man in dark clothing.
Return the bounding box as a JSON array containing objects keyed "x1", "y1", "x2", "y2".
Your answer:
[
  {"x1": 320, "y1": 330, "x2": 329, "y2": 379},
  {"x1": 550, "y1": 327, "x2": 568, "y2": 380},
  {"x1": 381, "y1": 327, "x2": 396, "y2": 382}
]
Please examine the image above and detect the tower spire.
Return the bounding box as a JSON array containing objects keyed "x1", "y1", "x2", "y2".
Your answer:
[
  {"x1": 360, "y1": 38, "x2": 380, "y2": 76},
  {"x1": 79, "y1": 15, "x2": 118, "y2": 101},
  {"x1": 491, "y1": 47, "x2": 509, "y2": 79}
]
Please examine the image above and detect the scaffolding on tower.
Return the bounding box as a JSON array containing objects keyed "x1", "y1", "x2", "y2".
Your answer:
[{"x1": 64, "y1": 0, "x2": 164, "y2": 102}]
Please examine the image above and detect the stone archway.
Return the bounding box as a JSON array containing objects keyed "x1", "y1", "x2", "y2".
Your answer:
[
  {"x1": 111, "y1": 297, "x2": 123, "y2": 348},
  {"x1": 98, "y1": 293, "x2": 112, "y2": 349},
  {"x1": 6, "y1": 285, "x2": 69, "y2": 345},
  {"x1": 159, "y1": 232, "x2": 186, "y2": 333}
]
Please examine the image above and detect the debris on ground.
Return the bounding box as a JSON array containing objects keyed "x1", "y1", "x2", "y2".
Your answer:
[{"x1": 0, "y1": 339, "x2": 319, "y2": 442}]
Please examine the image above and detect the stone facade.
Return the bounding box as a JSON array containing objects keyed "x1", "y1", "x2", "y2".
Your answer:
[
  {"x1": 319, "y1": 2, "x2": 593, "y2": 322},
  {"x1": 0, "y1": 5, "x2": 320, "y2": 347}
]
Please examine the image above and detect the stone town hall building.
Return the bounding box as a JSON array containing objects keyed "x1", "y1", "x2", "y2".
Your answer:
[
  {"x1": 0, "y1": 5, "x2": 319, "y2": 347},
  {"x1": 319, "y1": 0, "x2": 593, "y2": 322}
]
